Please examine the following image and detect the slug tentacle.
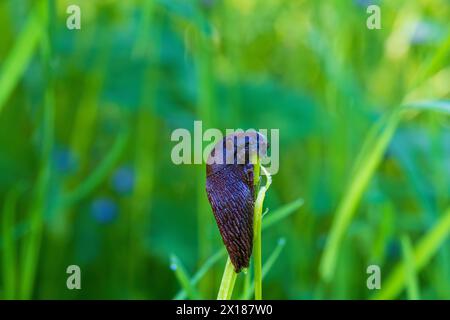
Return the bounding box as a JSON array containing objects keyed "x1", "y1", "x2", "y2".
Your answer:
[{"x1": 205, "y1": 131, "x2": 267, "y2": 272}]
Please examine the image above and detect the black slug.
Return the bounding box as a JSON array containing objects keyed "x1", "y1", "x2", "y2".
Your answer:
[{"x1": 205, "y1": 131, "x2": 268, "y2": 273}]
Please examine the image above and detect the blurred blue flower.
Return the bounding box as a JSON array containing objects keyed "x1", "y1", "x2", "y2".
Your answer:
[
  {"x1": 112, "y1": 166, "x2": 135, "y2": 194},
  {"x1": 410, "y1": 21, "x2": 440, "y2": 45},
  {"x1": 354, "y1": 0, "x2": 379, "y2": 8},
  {"x1": 91, "y1": 198, "x2": 118, "y2": 224},
  {"x1": 53, "y1": 148, "x2": 77, "y2": 173},
  {"x1": 387, "y1": 239, "x2": 400, "y2": 259},
  {"x1": 200, "y1": 0, "x2": 215, "y2": 9}
]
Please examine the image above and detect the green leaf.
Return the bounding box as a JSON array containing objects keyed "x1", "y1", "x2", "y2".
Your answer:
[
  {"x1": 404, "y1": 100, "x2": 450, "y2": 114},
  {"x1": 217, "y1": 257, "x2": 237, "y2": 300},
  {"x1": 319, "y1": 109, "x2": 402, "y2": 283},
  {"x1": 242, "y1": 238, "x2": 286, "y2": 299},
  {"x1": 170, "y1": 254, "x2": 201, "y2": 300},
  {"x1": 0, "y1": 1, "x2": 46, "y2": 114},
  {"x1": 319, "y1": 99, "x2": 450, "y2": 283},
  {"x1": 173, "y1": 197, "x2": 303, "y2": 300},
  {"x1": 401, "y1": 235, "x2": 420, "y2": 300},
  {"x1": 60, "y1": 130, "x2": 129, "y2": 207},
  {"x1": 373, "y1": 207, "x2": 450, "y2": 299},
  {"x1": 262, "y1": 197, "x2": 304, "y2": 231},
  {"x1": 173, "y1": 249, "x2": 226, "y2": 300},
  {"x1": 1, "y1": 188, "x2": 21, "y2": 299}
]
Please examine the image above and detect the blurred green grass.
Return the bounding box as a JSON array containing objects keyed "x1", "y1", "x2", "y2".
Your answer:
[{"x1": 0, "y1": 0, "x2": 449, "y2": 299}]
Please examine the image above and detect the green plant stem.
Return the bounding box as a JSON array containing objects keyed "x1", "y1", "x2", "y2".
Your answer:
[
  {"x1": 242, "y1": 238, "x2": 286, "y2": 299},
  {"x1": 253, "y1": 202, "x2": 262, "y2": 296},
  {"x1": 171, "y1": 255, "x2": 201, "y2": 300},
  {"x1": 128, "y1": 0, "x2": 159, "y2": 296},
  {"x1": 2, "y1": 188, "x2": 20, "y2": 299},
  {"x1": 373, "y1": 206, "x2": 450, "y2": 299},
  {"x1": 173, "y1": 197, "x2": 303, "y2": 300},
  {"x1": 401, "y1": 235, "x2": 420, "y2": 300},
  {"x1": 195, "y1": 5, "x2": 215, "y2": 281},
  {"x1": 0, "y1": 0, "x2": 46, "y2": 114},
  {"x1": 253, "y1": 165, "x2": 272, "y2": 300},
  {"x1": 217, "y1": 257, "x2": 237, "y2": 300},
  {"x1": 174, "y1": 249, "x2": 226, "y2": 300},
  {"x1": 20, "y1": 1, "x2": 52, "y2": 299},
  {"x1": 253, "y1": 159, "x2": 262, "y2": 300},
  {"x1": 319, "y1": 110, "x2": 402, "y2": 283},
  {"x1": 60, "y1": 130, "x2": 128, "y2": 207},
  {"x1": 319, "y1": 100, "x2": 450, "y2": 284}
]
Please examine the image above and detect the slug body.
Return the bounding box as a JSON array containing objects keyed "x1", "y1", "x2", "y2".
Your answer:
[{"x1": 206, "y1": 131, "x2": 267, "y2": 272}]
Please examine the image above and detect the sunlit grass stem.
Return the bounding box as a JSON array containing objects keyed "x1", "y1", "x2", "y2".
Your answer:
[
  {"x1": 194, "y1": 4, "x2": 216, "y2": 295},
  {"x1": 216, "y1": 158, "x2": 271, "y2": 300},
  {"x1": 253, "y1": 165, "x2": 272, "y2": 300},
  {"x1": 243, "y1": 238, "x2": 286, "y2": 300},
  {"x1": 401, "y1": 235, "x2": 420, "y2": 300},
  {"x1": 319, "y1": 110, "x2": 402, "y2": 283},
  {"x1": 373, "y1": 206, "x2": 450, "y2": 299},
  {"x1": 320, "y1": 101, "x2": 450, "y2": 284},
  {"x1": 127, "y1": 0, "x2": 159, "y2": 296},
  {"x1": 174, "y1": 198, "x2": 303, "y2": 300},
  {"x1": 0, "y1": 1, "x2": 45, "y2": 114},
  {"x1": 253, "y1": 159, "x2": 262, "y2": 299},
  {"x1": 217, "y1": 257, "x2": 237, "y2": 300},
  {"x1": 171, "y1": 255, "x2": 201, "y2": 300},
  {"x1": 2, "y1": 188, "x2": 20, "y2": 299},
  {"x1": 19, "y1": 0, "x2": 52, "y2": 299}
]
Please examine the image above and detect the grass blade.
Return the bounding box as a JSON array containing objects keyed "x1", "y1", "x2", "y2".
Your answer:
[
  {"x1": 1, "y1": 188, "x2": 21, "y2": 299},
  {"x1": 2, "y1": 130, "x2": 135, "y2": 248},
  {"x1": 170, "y1": 254, "x2": 201, "y2": 300},
  {"x1": 262, "y1": 197, "x2": 304, "y2": 231},
  {"x1": 262, "y1": 238, "x2": 287, "y2": 278},
  {"x1": 174, "y1": 196, "x2": 302, "y2": 300},
  {"x1": 320, "y1": 99, "x2": 450, "y2": 283},
  {"x1": 61, "y1": 130, "x2": 129, "y2": 206},
  {"x1": 373, "y1": 207, "x2": 450, "y2": 299},
  {"x1": 405, "y1": 100, "x2": 450, "y2": 114},
  {"x1": 19, "y1": 1, "x2": 52, "y2": 298},
  {"x1": 0, "y1": 1, "x2": 46, "y2": 114},
  {"x1": 401, "y1": 235, "x2": 420, "y2": 300},
  {"x1": 411, "y1": 34, "x2": 450, "y2": 88},
  {"x1": 217, "y1": 257, "x2": 237, "y2": 300},
  {"x1": 242, "y1": 238, "x2": 286, "y2": 299},
  {"x1": 253, "y1": 165, "x2": 272, "y2": 300},
  {"x1": 174, "y1": 249, "x2": 226, "y2": 300},
  {"x1": 241, "y1": 263, "x2": 252, "y2": 300},
  {"x1": 319, "y1": 109, "x2": 402, "y2": 283}
]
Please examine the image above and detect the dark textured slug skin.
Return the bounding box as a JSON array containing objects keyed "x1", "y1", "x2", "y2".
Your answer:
[{"x1": 206, "y1": 162, "x2": 254, "y2": 273}]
